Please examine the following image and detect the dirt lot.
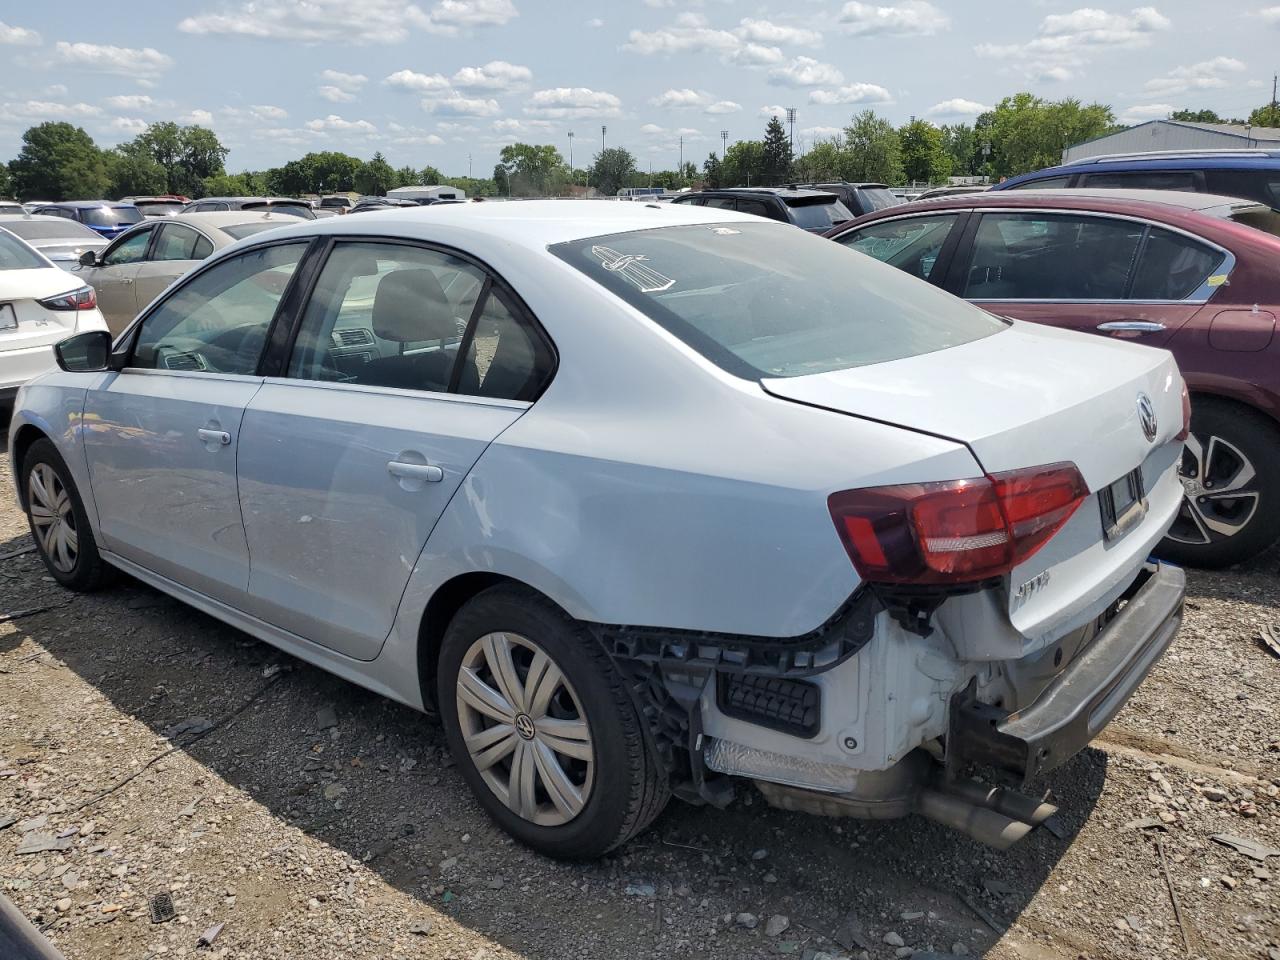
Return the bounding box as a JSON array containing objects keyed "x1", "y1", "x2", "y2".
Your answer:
[{"x1": 0, "y1": 444, "x2": 1277, "y2": 960}]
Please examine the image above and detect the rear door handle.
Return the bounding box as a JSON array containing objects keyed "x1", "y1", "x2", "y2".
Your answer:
[
  {"x1": 196, "y1": 428, "x2": 231, "y2": 446},
  {"x1": 387, "y1": 460, "x2": 444, "y2": 483},
  {"x1": 1096, "y1": 321, "x2": 1166, "y2": 333}
]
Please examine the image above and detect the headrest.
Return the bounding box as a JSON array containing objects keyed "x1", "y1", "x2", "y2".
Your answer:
[{"x1": 372, "y1": 268, "x2": 454, "y2": 343}]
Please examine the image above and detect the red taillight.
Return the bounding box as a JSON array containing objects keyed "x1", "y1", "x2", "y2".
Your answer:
[
  {"x1": 828, "y1": 463, "x2": 1088, "y2": 585},
  {"x1": 38, "y1": 285, "x2": 97, "y2": 311},
  {"x1": 1175, "y1": 383, "x2": 1191, "y2": 442}
]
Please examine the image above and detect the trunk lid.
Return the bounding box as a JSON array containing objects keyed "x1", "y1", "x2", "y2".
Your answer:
[{"x1": 0, "y1": 268, "x2": 88, "y2": 351}]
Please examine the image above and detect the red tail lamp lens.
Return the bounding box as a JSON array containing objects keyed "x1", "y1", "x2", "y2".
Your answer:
[
  {"x1": 829, "y1": 463, "x2": 1088, "y2": 584},
  {"x1": 39, "y1": 285, "x2": 97, "y2": 311}
]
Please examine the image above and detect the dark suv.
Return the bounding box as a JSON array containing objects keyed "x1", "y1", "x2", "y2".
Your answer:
[
  {"x1": 995, "y1": 150, "x2": 1280, "y2": 211},
  {"x1": 793, "y1": 181, "x2": 901, "y2": 216},
  {"x1": 181, "y1": 197, "x2": 316, "y2": 219},
  {"x1": 670, "y1": 187, "x2": 852, "y2": 233}
]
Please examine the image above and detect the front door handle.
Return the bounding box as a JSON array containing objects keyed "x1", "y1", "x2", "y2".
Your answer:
[
  {"x1": 388, "y1": 460, "x2": 444, "y2": 483},
  {"x1": 1096, "y1": 320, "x2": 1166, "y2": 333},
  {"x1": 196, "y1": 428, "x2": 231, "y2": 446},
  {"x1": 120, "y1": 278, "x2": 133, "y2": 285}
]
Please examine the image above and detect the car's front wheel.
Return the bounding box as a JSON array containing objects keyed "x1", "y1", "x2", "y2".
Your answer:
[
  {"x1": 437, "y1": 584, "x2": 669, "y2": 859},
  {"x1": 1158, "y1": 398, "x2": 1280, "y2": 569},
  {"x1": 22, "y1": 437, "x2": 112, "y2": 591}
]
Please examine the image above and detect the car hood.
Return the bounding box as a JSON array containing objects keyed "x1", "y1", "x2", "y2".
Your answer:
[{"x1": 760, "y1": 320, "x2": 1184, "y2": 491}]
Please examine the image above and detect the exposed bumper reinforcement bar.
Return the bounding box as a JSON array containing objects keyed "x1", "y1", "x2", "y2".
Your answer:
[{"x1": 950, "y1": 561, "x2": 1185, "y2": 787}]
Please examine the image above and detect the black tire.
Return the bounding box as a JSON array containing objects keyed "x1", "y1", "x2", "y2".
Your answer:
[
  {"x1": 1156, "y1": 397, "x2": 1280, "y2": 569},
  {"x1": 21, "y1": 438, "x2": 113, "y2": 591},
  {"x1": 437, "y1": 584, "x2": 669, "y2": 859}
]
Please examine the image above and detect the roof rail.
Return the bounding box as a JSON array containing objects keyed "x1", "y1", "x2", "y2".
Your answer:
[{"x1": 1063, "y1": 148, "x2": 1280, "y2": 166}]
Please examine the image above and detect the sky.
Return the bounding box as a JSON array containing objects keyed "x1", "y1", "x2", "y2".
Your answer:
[{"x1": 1, "y1": 1, "x2": 1278, "y2": 178}]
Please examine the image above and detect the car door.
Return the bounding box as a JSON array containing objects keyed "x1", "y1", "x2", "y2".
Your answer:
[
  {"x1": 835, "y1": 212, "x2": 967, "y2": 285},
  {"x1": 81, "y1": 226, "x2": 154, "y2": 333},
  {"x1": 81, "y1": 240, "x2": 311, "y2": 605},
  {"x1": 236, "y1": 239, "x2": 554, "y2": 660},
  {"x1": 947, "y1": 211, "x2": 1212, "y2": 348},
  {"x1": 135, "y1": 222, "x2": 215, "y2": 309}
]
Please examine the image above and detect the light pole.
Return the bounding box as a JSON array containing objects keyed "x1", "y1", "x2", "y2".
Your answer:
[
  {"x1": 720, "y1": 129, "x2": 728, "y2": 160},
  {"x1": 786, "y1": 107, "x2": 796, "y2": 153},
  {"x1": 467, "y1": 153, "x2": 472, "y2": 179},
  {"x1": 567, "y1": 130, "x2": 574, "y2": 174},
  {"x1": 601, "y1": 125, "x2": 607, "y2": 153}
]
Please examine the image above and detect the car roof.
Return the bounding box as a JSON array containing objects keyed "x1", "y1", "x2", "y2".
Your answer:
[
  {"x1": 1003, "y1": 153, "x2": 1280, "y2": 187},
  {"x1": 0, "y1": 213, "x2": 93, "y2": 225},
  {"x1": 36, "y1": 200, "x2": 136, "y2": 209},
  {"x1": 700, "y1": 187, "x2": 836, "y2": 199},
  {"x1": 909, "y1": 187, "x2": 1263, "y2": 213},
  {"x1": 156, "y1": 211, "x2": 291, "y2": 229},
  {"x1": 193, "y1": 196, "x2": 310, "y2": 204},
  {"x1": 801, "y1": 181, "x2": 890, "y2": 189},
  {"x1": 224, "y1": 198, "x2": 759, "y2": 249}
]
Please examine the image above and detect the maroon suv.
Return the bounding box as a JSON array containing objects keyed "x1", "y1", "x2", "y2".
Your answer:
[{"x1": 828, "y1": 188, "x2": 1280, "y2": 568}]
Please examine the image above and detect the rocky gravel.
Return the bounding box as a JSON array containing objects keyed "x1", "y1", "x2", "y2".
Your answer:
[{"x1": 0, "y1": 445, "x2": 1277, "y2": 960}]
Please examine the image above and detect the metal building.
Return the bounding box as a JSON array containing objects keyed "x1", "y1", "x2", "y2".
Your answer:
[{"x1": 1064, "y1": 119, "x2": 1280, "y2": 162}]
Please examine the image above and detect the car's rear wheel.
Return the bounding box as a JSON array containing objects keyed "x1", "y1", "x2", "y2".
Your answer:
[
  {"x1": 22, "y1": 438, "x2": 112, "y2": 591},
  {"x1": 437, "y1": 584, "x2": 669, "y2": 859},
  {"x1": 1158, "y1": 398, "x2": 1280, "y2": 569}
]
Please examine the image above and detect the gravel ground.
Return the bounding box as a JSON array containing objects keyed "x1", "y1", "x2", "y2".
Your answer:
[{"x1": 0, "y1": 443, "x2": 1277, "y2": 960}]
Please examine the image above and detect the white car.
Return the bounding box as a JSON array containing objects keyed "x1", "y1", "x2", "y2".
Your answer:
[
  {"x1": 0, "y1": 227, "x2": 108, "y2": 407},
  {"x1": 0, "y1": 214, "x2": 108, "y2": 270},
  {"x1": 8, "y1": 201, "x2": 1186, "y2": 858}
]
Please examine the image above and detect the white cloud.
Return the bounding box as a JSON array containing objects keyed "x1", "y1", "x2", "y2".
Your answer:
[
  {"x1": 384, "y1": 69, "x2": 451, "y2": 93},
  {"x1": 422, "y1": 95, "x2": 502, "y2": 117},
  {"x1": 839, "y1": 1, "x2": 949, "y2": 37},
  {"x1": 44, "y1": 84, "x2": 68, "y2": 97},
  {"x1": 386, "y1": 122, "x2": 447, "y2": 145},
  {"x1": 976, "y1": 6, "x2": 1171, "y2": 79},
  {"x1": 644, "y1": 0, "x2": 674, "y2": 6},
  {"x1": 1, "y1": 100, "x2": 102, "y2": 119},
  {"x1": 809, "y1": 83, "x2": 893, "y2": 105},
  {"x1": 926, "y1": 97, "x2": 989, "y2": 117},
  {"x1": 110, "y1": 116, "x2": 149, "y2": 133},
  {"x1": 1262, "y1": 6, "x2": 1280, "y2": 24},
  {"x1": 181, "y1": 109, "x2": 215, "y2": 125},
  {"x1": 641, "y1": 123, "x2": 666, "y2": 134},
  {"x1": 735, "y1": 18, "x2": 822, "y2": 47},
  {"x1": 769, "y1": 56, "x2": 844, "y2": 87},
  {"x1": 52, "y1": 41, "x2": 173, "y2": 78},
  {"x1": 320, "y1": 69, "x2": 368, "y2": 91},
  {"x1": 802, "y1": 125, "x2": 843, "y2": 139},
  {"x1": 727, "y1": 42, "x2": 784, "y2": 66},
  {"x1": 491, "y1": 117, "x2": 553, "y2": 135},
  {"x1": 586, "y1": 17, "x2": 604, "y2": 28},
  {"x1": 523, "y1": 87, "x2": 621, "y2": 119},
  {"x1": 704, "y1": 100, "x2": 742, "y2": 114},
  {"x1": 221, "y1": 104, "x2": 289, "y2": 122},
  {"x1": 1120, "y1": 103, "x2": 1175, "y2": 123},
  {"x1": 103, "y1": 94, "x2": 155, "y2": 110},
  {"x1": 759, "y1": 104, "x2": 788, "y2": 118},
  {"x1": 451, "y1": 60, "x2": 532, "y2": 91},
  {"x1": 0, "y1": 21, "x2": 41, "y2": 45},
  {"x1": 1144, "y1": 56, "x2": 1245, "y2": 97},
  {"x1": 305, "y1": 114, "x2": 378, "y2": 133},
  {"x1": 623, "y1": 12, "x2": 782, "y2": 66},
  {"x1": 179, "y1": 0, "x2": 515, "y2": 43},
  {"x1": 650, "y1": 88, "x2": 712, "y2": 108},
  {"x1": 319, "y1": 86, "x2": 356, "y2": 103}
]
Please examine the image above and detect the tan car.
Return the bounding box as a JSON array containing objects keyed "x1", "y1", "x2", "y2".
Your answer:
[{"x1": 72, "y1": 212, "x2": 289, "y2": 333}]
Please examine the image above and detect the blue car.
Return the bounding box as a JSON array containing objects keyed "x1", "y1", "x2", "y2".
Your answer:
[
  {"x1": 30, "y1": 201, "x2": 144, "y2": 239},
  {"x1": 993, "y1": 150, "x2": 1280, "y2": 211}
]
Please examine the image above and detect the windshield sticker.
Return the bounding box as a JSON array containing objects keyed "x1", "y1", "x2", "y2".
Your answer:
[
  {"x1": 591, "y1": 245, "x2": 675, "y2": 293},
  {"x1": 1206, "y1": 274, "x2": 1228, "y2": 287}
]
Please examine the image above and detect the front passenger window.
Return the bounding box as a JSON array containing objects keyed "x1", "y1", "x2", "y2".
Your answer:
[
  {"x1": 132, "y1": 242, "x2": 307, "y2": 375},
  {"x1": 842, "y1": 215, "x2": 957, "y2": 280},
  {"x1": 102, "y1": 229, "x2": 152, "y2": 267}
]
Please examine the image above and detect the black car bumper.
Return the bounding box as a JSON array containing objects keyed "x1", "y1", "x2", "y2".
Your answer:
[{"x1": 949, "y1": 562, "x2": 1185, "y2": 786}]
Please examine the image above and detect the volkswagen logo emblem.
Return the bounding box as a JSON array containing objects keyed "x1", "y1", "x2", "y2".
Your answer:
[
  {"x1": 1137, "y1": 393, "x2": 1158, "y2": 443},
  {"x1": 514, "y1": 714, "x2": 536, "y2": 741}
]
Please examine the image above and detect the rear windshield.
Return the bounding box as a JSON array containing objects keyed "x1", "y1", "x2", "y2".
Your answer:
[
  {"x1": 136, "y1": 201, "x2": 185, "y2": 216},
  {"x1": 856, "y1": 187, "x2": 901, "y2": 212},
  {"x1": 786, "y1": 197, "x2": 854, "y2": 229},
  {"x1": 551, "y1": 221, "x2": 1005, "y2": 379},
  {"x1": 222, "y1": 221, "x2": 288, "y2": 240},
  {"x1": 0, "y1": 230, "x2": 48, "y2": 270},
  {"x1": 243, "y1": 202, "x2": 314, "y2": 219},
  {"x1": 0, "y1": 219, "x2": 100, "y2": 240},
  {"x1": 83, "y1": 206, "x2": 143, "y2": 227},
  {"x1": 1228, "y1": 207, "x2": 1280, "y2": 238},
  {"x1": 320, "y1": 198, "x2": 351, "y2": 207}
]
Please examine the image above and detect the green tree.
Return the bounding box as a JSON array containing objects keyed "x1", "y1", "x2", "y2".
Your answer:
[
  {"x1": 492, "y1": 163, "x2": 510, "y2": 196},
  {"x1": 701, "y1": 152, "x2": 723, "y2": 189},
  {"x1": 9, "y1": 122, "x2": 110, "y2": 200},
  {"x1": 355, "y1": 152, "x2": 396, "y2": 196},
  {"x1": 498, "y1": 143, "x2": 565, "y2": 196},
  {"x1": 842, "y1": 110, "x2": 904, "y2": 184},
  {"x1": 1248, "y1": 102, "x2": 1280, "y2": 128},
  {"x1": 128, "y1": 122, "x2": 229, "y2": 196},
  {"x1": 793, "y1": 139, "x2": 845, "y2": 182},
  {"x1": 393, "y1": 165, "x2": 419, "y2": 188},
  {"x1": 899, "y1": 119, "x2": 952, "y2": 184},
  {"x1": 0, "y1": 163, "x2": 11, "y2": 198},
  {"x1": 107, "y1": 142, "x2": 167, "y2": 198},
  {"x1": 680, "y1": 161, "x2": 697, "y2": 183},
  {"x1": 590, "y1": 147, "x2": 637, "y2": 196},
  {"x1": 1170, "y1": 108, "x2": 1222, "y2": 123},
  {"x1": 761, "y1": 116, "x2": 794, "y2": 185},
  {"x1": 940, "y1": 123, "x2": 977, "y2": 177},
  {"x1": 420, "y1": 165, "x2": 445, "y2": 184},
  {"x1": 985, "y1": 93, "x2": 1116, "y2": 177},
  {"x1": 721, "y1": 140, "x2": 765, "y2": 186},
  {"x1": 443, "y1": 176, "x2": 497, "y2": 197},
  {"x1": 202, "y1": 172, "x2": 258, "y2": 196}
]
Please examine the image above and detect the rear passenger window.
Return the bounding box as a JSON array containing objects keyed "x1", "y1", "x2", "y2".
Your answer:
[
  {"x1": 458, "y1": 290, "x2": 554, "y2": 401},
  {"x1": 735, "y1": 199, "x2": 772, "y2": 218},
  {"x1": 705, "y1": 197, "x2": 736, "y2": 209},
  {"x1": 1205, "y1": 169, "x2": 1280, "y2": 208},
  {"x1": 964, "y1": 213, "x2": 1143, "y2": 300},
  {"x1": 1080, "y1": 171, "x2": 1199, "y2": 191},
  {"x1": 1007, "y1": 175, "x2": 1071, "y2": 190},
  {"x1": 1130, "y1": 228, "x2": 1224, "y2": 300}
]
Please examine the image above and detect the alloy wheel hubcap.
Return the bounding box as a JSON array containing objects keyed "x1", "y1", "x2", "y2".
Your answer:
[
  {"x1": 1168, "y1": 432, "x2": 1260, "y2": 545},
  {"x1": 28, "y1": 463, "x2": 78, "y2": 574},
  {"x1": 455, "y1": 632, "x2": 594, "y2": 827}
]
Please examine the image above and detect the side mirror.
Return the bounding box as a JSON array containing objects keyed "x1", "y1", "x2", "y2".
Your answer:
[
  {"x1": 79, "y1": 250, "x2": 98, "y2": 267},
  {"x1": 54, "y1": 330, "x2": 112, "y2": 373}
]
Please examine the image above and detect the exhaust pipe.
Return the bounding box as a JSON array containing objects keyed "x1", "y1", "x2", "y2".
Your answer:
[
  {"x1": 917, "y1": 788, "x2": 1033, "y2": 849},
  {"x1": 947, "y1": 778, "x2": 1058, "y2": 827}
]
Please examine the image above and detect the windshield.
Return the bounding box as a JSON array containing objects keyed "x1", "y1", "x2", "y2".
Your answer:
[
  {"x1": 551, "y1": 221, "x2": 1005, "y2": 378},
  {"x1": 320, "y1": 198, "x2": 350, "y2": 207},
  {"x1": 222, "y1": 221, "x2": 288, "y2": 240},
  {"x1": 786, "y1": 198, "x2": 854, "y2": 230},
  {"x1": 1229, "y1": 207, "x2": 1280, "y2": 238},
  {"x1": 83, "y1": 206, "x2": 143, "y2": 227},
  {"x1": 0, "y1": 219, "x2": 100, "y2": 240},
  {"x1": 857, "y1": 187, "x2": 901, "y2": 212},
  {"x1": 136, "y1": 201, "x2": 185, "y2": 216},
  {"x1": 0, "y1": 230, "x2": 49, "y2": 270},
  {"x1": 242, "y1": 202, "x2": 315, "y2": 219}
]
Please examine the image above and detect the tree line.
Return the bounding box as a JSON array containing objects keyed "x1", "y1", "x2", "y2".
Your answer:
[{"x1": 3, "y1": 92, "x2": 1278, "y2": 203}]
